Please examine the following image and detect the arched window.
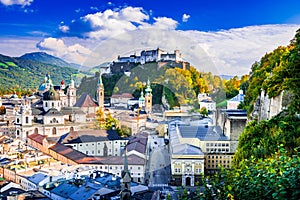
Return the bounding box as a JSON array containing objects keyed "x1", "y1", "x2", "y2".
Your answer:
[
  {"x1": 25, "y1": 116, "x2": 29, "y2": 124},
  {"x1": 70, "y1": 127, "x2": 74, "y2": 133},
  {"x1": 45, "y1": 102, "x2": 48, "y2": 107},
  {"x1": 34, "y1": 128, "x2": 38, "y2": 134},
  {"x1": 52, "y1": 127, "x2": 57, "y2": 135},
  {"x1": 52, "y1": 102, "x2": 54, "y2": 107},
  {"x1": 16, "y1": 130, "x2": 20, "y2": 136}
]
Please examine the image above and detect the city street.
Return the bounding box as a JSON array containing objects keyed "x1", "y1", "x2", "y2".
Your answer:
[{"x1": 146, "y1": 134, "x2": 171, "y2": 188}]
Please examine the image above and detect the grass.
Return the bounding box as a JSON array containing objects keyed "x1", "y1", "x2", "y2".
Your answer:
[
  {"x1": 0, "y1": 62, "x2": 8, "y2": 68},
  {"x1": 216, "y1": 99, "x2": 228, "y2": 108},
  {"x1": 5, "y1": 61, "x2": 18, "y2": 67}
]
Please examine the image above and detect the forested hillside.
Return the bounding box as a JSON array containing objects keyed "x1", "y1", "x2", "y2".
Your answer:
[
  {"x1": 200, "y1": 29, "x2": 300, "y2": 200},
  {"x1": 78, "y1": 62, "x2": 231, "y2": 108},
  {"x1": 0, "y1": 54, "x2": 78, "y2": 95}
]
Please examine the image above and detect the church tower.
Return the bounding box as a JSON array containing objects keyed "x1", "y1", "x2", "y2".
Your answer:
[
  {"x1": 144, "y1": 79, "x2": 152, "y2": 113},
  {"x1": 120, "y1": 151, "x2": 132, "y2": 200},
  {"x1": 67, "y1": 75, "x2": 76, "y2": 107},
  {"x1": 97, "y1": 71, "x2": 105, "y2": 110}
]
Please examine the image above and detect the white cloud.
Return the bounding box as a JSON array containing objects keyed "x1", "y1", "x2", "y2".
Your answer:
[
  {"x1": 36, "y1": 37, "x2": 92, "y2": 65},
  {"x1": 182, "y1": 14, "x2": 190, "y2": 22},
  {"x1": 152, "y1": 17, "x2": 178, "y2": 30},
  {"x1": 77, "y1": 24, "x2": 299, "y2": 75},
  {"x1": 0, "y1": 0, "x2": 33, "y2": 6},
  {"x1": 0, "y1": 37, "x2": 39, "y2": 57},
  {"x1": 63, "y1": 6, "x2": 149, "y2": 39},
  {"x1": 59, "y1": 25, "x2": 70, "y2": 33},
  {"x1": 0, "y1": 22, "x2": 300, "y2": 75}
]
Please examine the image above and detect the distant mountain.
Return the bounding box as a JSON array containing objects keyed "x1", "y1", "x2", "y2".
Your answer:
[
  {"x1": 220, "y1": 74, "x2": 235, "y2": 80},
  {"x1": 0, "y1": 53, "x2": 79, "y2": 91},
  {"x1": 20, "y1": 52, "x2": 73, "y2": 68}
]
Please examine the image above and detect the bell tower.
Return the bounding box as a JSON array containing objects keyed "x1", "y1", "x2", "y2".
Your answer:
[
  {"x1": 97, "y1": 71, "x2": 104, "y2": 110},
  {"x1": 144, "y1": 79, "x2": 152, "y2": 113},
  {"x1": 67, "y1": 75, "x2": 76, "y2": 107}
]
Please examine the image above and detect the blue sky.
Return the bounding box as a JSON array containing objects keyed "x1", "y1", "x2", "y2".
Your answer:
[{"x1": 0, "y1": 0, "x2": 300, "y2": 75}]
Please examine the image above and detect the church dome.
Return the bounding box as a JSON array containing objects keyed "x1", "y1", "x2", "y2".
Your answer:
[
  {"x1": 43, "y1": 89, "x2": 60, "y2": 101},
  {"x1": 38, "y1": 83, "x2": 47, "y2": 91}
]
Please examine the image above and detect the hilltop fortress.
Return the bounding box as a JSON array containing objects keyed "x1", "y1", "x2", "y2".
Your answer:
[{"x1": 109, "y1": 48, "x2": 190, "y2": 74}]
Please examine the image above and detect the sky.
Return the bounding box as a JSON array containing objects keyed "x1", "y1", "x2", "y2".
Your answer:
[{"x1": 0, "y1": 0, "x2": 300, "y2": 75}]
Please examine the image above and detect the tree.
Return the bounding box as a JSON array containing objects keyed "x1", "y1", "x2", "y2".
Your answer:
[
  {"x1": 0, "y1": 106, "x2": 6, "y2": 115},
  {"x1": 200, "y1": 147, "x2": 300, "y2": 200},
  {"x1": 199, "y1": 107, "x2": 209, "y2": 117},
  {"x1": 95, "y1": 108, "x2": 106, "y2": 129}
]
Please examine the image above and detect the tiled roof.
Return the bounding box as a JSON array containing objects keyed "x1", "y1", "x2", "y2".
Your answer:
[
  {"x1": 50, "y1": 143, "x2": 86, "y2": 161},
  {"x1": 76, "y1": 154, "x2": 145, "y2": 165},
  {"x1": 111, "y1": 93, "x2": 133, "y2": 99},
  {"x1": 27, "y1": 172, "x2": 49, "y2": 185},
  {"x1": 43, "y1": 108, "x2": 64, "y2": 116},
  {"x1": 178, "y1": 125, "x2": 229, "y2": 141},
  {"x1": 126, "y1": 132, "x2": 148, "y2": 154},
  {"x1": 74, "y1": 93, "x2": 98, "y2": 107},
  {"x1": 172, "y1": 144, "x2": 204, "y2": 155},
  {"x1": 61, "y1": 130, "x2": 123, "y2": 144},
  {"x1": 28, "y1": 133, "x2": 47, "y2": 144},
  {"x1": 61, "y1": 107, "x2": 86, "y2": 115}
]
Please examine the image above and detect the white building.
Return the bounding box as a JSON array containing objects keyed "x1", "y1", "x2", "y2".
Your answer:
[
  {"x1": 62, "y1": 129, "x2": 128, "y2": 157},
  {"x1": 227, "y1": 90, "x2": 245, "y2": 109}
]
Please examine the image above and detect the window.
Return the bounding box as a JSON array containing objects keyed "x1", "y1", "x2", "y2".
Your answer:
[
  {"x1": 195, "y1": 168, "x2": 201, "y2": 173},
  {"x1": 175, "y1": 168, "x2": 181, "y2": 173},
  {"x1": 86, "y1": 151, "x2": 88, "y2": 154},
  {"x1": 98, "y1": 150, "x2": 100, "y2": 154},
  {"x1": 26, "y1": 117, "x2": 29, "y2": 124},
  {"x1": 92, "y1": 151, "x2": 94, "y2": 154}
]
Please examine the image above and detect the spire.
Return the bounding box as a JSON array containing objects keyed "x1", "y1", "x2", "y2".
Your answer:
[
  {"x1": 145, "y1": 78, "x2": 152, "y2": 95},
  {"x1": 124, "y1": 150, "x2": 128, "y2": 172},
  {"x1": 97, "y1": 70, "x2": 103, "y2": 86},
  {"x1": 120, "y1": 150, "x2": 131, "y2": 200}
]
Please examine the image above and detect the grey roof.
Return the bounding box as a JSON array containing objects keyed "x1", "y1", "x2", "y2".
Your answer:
[
  {"x1": 32, "y1": 107, "x2": 44, "y2": 115},
  {"x1": 50, "y1": 182, "x2": 79, "y2": 198},
  {"x1": 61, "y1": 130, "x2": 123, "y2": 144},
  {"x1": 178, "y1": 125, "x2": 229, "y2": 141},
  {"x1": 61, "y1": 107, "x2": 86, "y2": 115},
  {"x1": 126, "y1": 132, "x2": 148, "y2": 154},
  {"x1": 27, "y1": 172, "x2": 49, "y2": 185},
  {"x1": 74, "y1": 93, "x2": 98, "y2": 107},
  {"x1": 229, "y1": 93, "x2": 245, "y2": 102},
  {"x1": 172, "y1": 144, "x2": 204, "y2": 155},
  {"x1": 43, "y1": 108, "x2": 64, "y2": 116},
  {"x1": 69, "y1": 185, "x2": 98, "y2": 200},
  {"x1": 225, "y1": 109, "x2": 247, "y2": 117}
]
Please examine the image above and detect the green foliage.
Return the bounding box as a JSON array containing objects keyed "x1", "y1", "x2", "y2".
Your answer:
[
  {"x1": 233, "y1": 114, "x2": 300, "y2": 165},
  {"x1": 0, "y1": 105, "x2": 6, "y2": 115},
  {"x1": 243, "y1": 29, "x2": 300, "y2": 115},
  {"x1": 0, "y1": 54, "x2": 78, "y2": 94},
  {"x1": 201, "y1": 147, "x2": 300, "y2": 200},
  {"x1": 199, "y1": 107, "x2": 209, "y2": 117}
]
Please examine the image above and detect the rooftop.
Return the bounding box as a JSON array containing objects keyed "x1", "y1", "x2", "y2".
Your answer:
[{"x1": 178, "y1": 125, "x2": 229, "y2": 141}]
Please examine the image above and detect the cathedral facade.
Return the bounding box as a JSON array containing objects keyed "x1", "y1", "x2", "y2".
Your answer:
[{"x1": 15, "y1": 74, "x2": 86, "y2": 141}]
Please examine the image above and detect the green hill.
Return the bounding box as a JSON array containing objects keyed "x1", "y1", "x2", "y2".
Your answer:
[{"x1": 0, "y1": 53, "x2": 79, "y2": 93}]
